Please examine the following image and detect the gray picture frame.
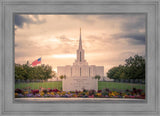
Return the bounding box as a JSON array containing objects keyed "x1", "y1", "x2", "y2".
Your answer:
[{"x1": 0, "y1": 0, "x2": 159, "y2": 116}]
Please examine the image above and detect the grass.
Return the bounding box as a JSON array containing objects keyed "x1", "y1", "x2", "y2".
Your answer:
[
  {"x1": 98, "y1": 81, "x2": 145, "y2": 92},
  {"x1": 15, "y1": 81, "x2": 145, "y2": 92},
  {"x1": 15, "y1": 81, "x2": 62, "y2": 90}
]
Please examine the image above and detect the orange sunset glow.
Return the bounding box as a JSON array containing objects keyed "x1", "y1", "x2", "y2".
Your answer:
[{"x1": 15, "y1": 14, "x2": 146, "y2": 74}]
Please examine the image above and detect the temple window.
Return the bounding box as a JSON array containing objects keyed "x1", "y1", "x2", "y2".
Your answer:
[{"x1": 80, "y1": 52, "x2": 81, "y2": 62}]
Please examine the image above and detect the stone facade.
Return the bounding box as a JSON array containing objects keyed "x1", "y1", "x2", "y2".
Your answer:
[{"x1": 57, "y1": 29, "x2": 104, "y2": 91}]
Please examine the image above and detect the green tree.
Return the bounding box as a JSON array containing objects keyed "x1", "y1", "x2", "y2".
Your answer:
[
  {"x1": 59, "y1": 75, "x2": 66, "y2": 80},
  {"x1": 59, "y1": 75, "x2": 66, "y2": 90},
  {"x1": 94, "y1": 75, "x2": 101, "y2": 81},
  {"x1": 125, "y1": 55, "x2": 145, "y2": 80},
  {"x1": 107, "y1": 55, "x2": 145, "y2": 80},
  {"x1": 15, "y1": 63, "x2": 56, "y2": 81},
  {"x1": 107, "y1": 66, "x2": 120, "y2": 79},
  {"x1": 22, "y1": 64, "x2": 32, "y2": 81},
  {"x1": 15, "y1": 64, "x2": 25, "y2": 81}
]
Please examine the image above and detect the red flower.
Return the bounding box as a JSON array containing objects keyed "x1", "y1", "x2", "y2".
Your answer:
[
  {"x1": 15, "y1": 88, "x2": 23, "y2": 94},
  {"x1": 31, "y1": 89, "x2": 39, "y2": 95},
  {"x1": 52, "y1": 89, "x2": 59, "y2": 92},
  {"x1": 89, "y1": 95, "x2": 94, "y2": 98}
]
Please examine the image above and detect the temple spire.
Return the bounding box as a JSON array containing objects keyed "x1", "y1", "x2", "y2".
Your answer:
[
  {"x1": 74, "y1": 28, "x2": 87, "y2": 64},
  {"x1": 79, "y1": 28, "x2": 82, "y2": 49}
]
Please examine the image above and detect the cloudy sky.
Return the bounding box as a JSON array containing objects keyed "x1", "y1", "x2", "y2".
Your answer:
[{"x1": 14, "y1": 14, "x2": 146, "y2": 74}]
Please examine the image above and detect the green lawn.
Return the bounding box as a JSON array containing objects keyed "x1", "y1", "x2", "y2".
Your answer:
[
  {"x1": 98, "y1": 81, "x2": 145, "y2": 92},
  {"x1": 15, "y1": 81, "x2": 145, "y2": 92},
  {"x1": 15, "y1": 81, "x2": 62, "y2": 90}
]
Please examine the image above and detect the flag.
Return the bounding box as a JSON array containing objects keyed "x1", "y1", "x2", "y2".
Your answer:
[{"x1": 32, "y1": 57, "x2": 41, "y2": 66}]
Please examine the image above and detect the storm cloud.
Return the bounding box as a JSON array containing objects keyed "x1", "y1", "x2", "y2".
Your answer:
[
  {"x1": 110, "y1": 14, "x2": 146, "y2": 45},
  {"x1": 15, "y1": 15, "x2": 45, "y2": 28},
  {"x1": 113, "y1": 32, "x2": 145, "y2": 45},
  {"x1": 121, "y1": 15, "x2": 146, "y2": 31}
]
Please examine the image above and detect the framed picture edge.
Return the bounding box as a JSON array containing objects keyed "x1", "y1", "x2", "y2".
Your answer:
[{"x1": 0, "y1": 0, "x2": 160, "y2": 116}]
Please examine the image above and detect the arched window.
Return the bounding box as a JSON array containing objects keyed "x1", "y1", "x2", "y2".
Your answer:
[
  {"x1": 89, "y1": 67, "x2": 90, "y2": 77},
  {"x1": 80, "y1": 52, "x2": 81, "y2": 62},
  {"x1": 71, "y1": 67, "x2": 72, "y2": 77}
]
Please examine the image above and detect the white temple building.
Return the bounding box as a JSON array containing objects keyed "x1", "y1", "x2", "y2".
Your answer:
[{"x1": 57, "y1": 29, "x2": 104, "y2": 91}]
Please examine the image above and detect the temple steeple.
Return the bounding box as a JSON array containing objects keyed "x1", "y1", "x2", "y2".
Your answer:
[
  {"x1": 79, "y1": 28, "x2": 82, "y2": 49},
  {"x1": 74, "y1": 28, "x2": 87, "y2": 65}
]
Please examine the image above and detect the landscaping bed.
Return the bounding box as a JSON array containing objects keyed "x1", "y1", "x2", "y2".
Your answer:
[{"x1": 15, "y1": 87, "x2": 145, "y2": 99}]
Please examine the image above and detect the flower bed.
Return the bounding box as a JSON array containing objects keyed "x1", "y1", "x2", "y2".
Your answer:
[{"x1": 15, "y1": 87, "x2": 145, "y2": 99}]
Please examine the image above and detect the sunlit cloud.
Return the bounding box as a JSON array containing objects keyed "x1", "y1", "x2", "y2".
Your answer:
[
  {"x1": 15, "y1": 14, "x2": 146, "y2": 73},
  {"x1": 52, "y1": 54, "x2": 76, "y2": 58}
]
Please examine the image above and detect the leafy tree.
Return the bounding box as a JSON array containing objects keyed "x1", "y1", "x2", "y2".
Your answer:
[
  {"x1": 94, "y1": 75, "x2": 101, "y2": 81},
  {"x1": 107, "y1": 66, "x2": 123, "y2": 79},
  {"x1": 42, "y1": 64, "x2": 55, "y2": 80},
  {"x1": 15, "y1": 63, "x2": 56, "y2": 81},
  {"x1": 107, "y1": 55, "x2": 145, "y2": 80},
  {"x1": 15, "y1": 64, "x2": 25, "y2": 80},
  {"x1": 59, "y1": 75, "x2": 66, "y2": 80},
  {"x1": 120, "y1": 72, "x2": 126, "y2": 79},
  {"x1": 125, "y1": 55, "x2": 145, "y2": 80},
  {"x1": 22, "y1": 64, "x2": 32, "y2": 81},
  {"x1": 107, "y1": 67, "x2": 118, "y2": 79}
]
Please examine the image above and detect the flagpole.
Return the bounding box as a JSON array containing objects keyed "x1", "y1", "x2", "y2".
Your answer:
[
  {"x1": 41, "y1": 57, "x2": 42, "y2": 65},
  {"x1": 40, "y1": 57, "x2": 43, "y2": 89},
  {"x1": 40, "y1": 57, "x2": 42, "y2": 89}
]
